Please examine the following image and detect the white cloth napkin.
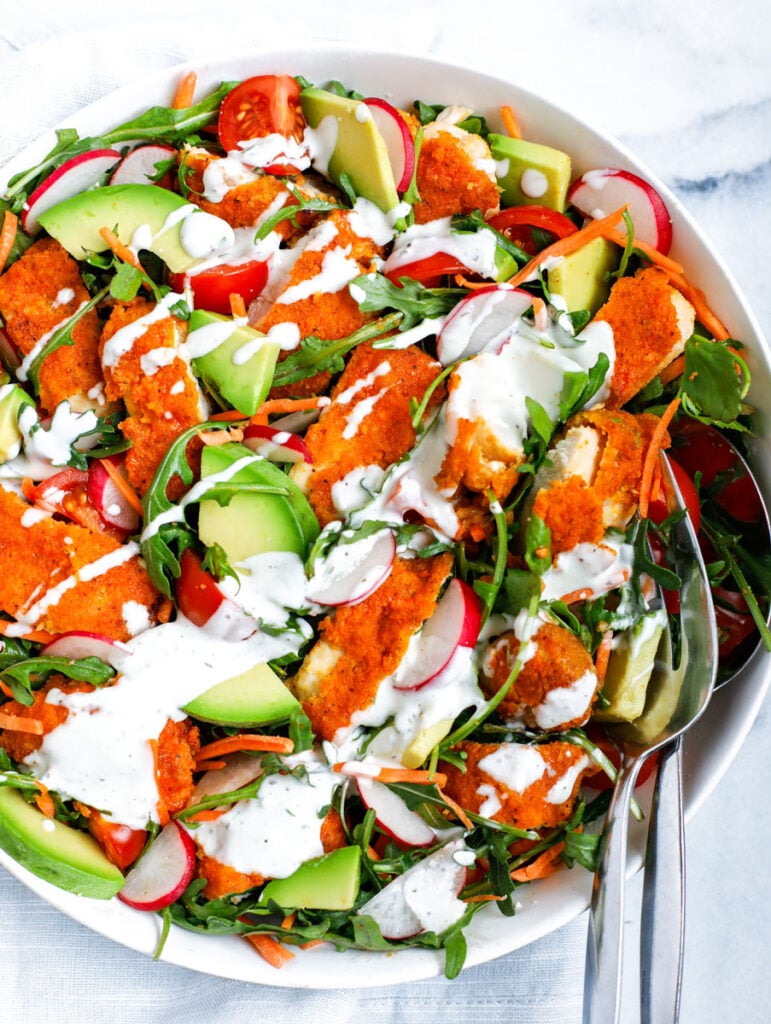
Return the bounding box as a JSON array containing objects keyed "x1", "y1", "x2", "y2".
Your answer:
[{"x1": 0, "y1": 8, "x2": 588, "y2": 1023}]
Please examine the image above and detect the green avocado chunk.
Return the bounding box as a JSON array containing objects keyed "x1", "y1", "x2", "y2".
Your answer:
[
  {"x1": 300, "y1": 87, "x2": 400, "y2": 212},
  {"x1": 548, "y1": 237, "x2": 620, "y2": 315},
  {"x1": 36, "y1": 184, "x2": 222, "y2": 273},
  {"x1": 260, "y1": 846, "x2": 361, "y2": 911},
  {"x1": 594, "y1": 612, "x2": 666, "y2": 724},
  {"x1": 489, "y1": 134, "x2": 572, "y2": 211},
  {"x1": 197, "y1": 441, "x2": 320, "y2": 562},
  {"x1": 0, "y1": 787, "x2": 124, "y2": 899},
  {"x1": 188, "y1": 310, "x2": 280, "y2": 416},
  {"x1": 183, "y1": 662, "x2": 300, "y2": 727},
  {"x1": 0, "y1": 384, "x2": 34, "y2": 463}
]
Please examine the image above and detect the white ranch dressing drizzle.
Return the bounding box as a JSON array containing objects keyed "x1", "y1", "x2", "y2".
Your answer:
[
  {"x1": 477, "y1": 744, "x2": 548, "y2": 794},
  {"x1": 335, "y1": 361, "x2": 391, "y2": 406},
  {"x1": 276, "y1": 246, "x2": 361, "y2": 305},
  {"x1": 0, "y1": 402, "x2": 99, "y2": 481},
  {"x1": 139, "y1": 347, "x2": 178, "y2": 376},
  {"x1": 182, "y1": 316, "x2": 248, "y2": 360},
  {"x1": 545, "y1": 755, "x2": 591, "y2": 805},
  {"x1": 531, "y1": 668, "x2": 598, "y2": 730},
  {"x1": 102, "y1": 291, "x2": 183, "y2": 368},
  {"x1": 383, "y1": 216, "x2": 499, "y2": 279},
  {"x1": 342, "y1": 388, "x2": 388, "y2": 440},
  {"x1": 540, "y1": 536, "x2": 635, "y2": 603}
]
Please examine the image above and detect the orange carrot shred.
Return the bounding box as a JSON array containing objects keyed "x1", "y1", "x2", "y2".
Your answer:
[
  {"x1": 195, "y1": 759, "x2": 227, "y2": 772},
  {"x1": 172, "y1": 70, "x2": 198, "y2": 110},
  {"x1": 436, "y1": 785, "x2": 473, "y2": 830},
  {"x1": 0, "y1": 681, "x2": 15, "y2": 700},
  {"x1": 250, "y1": 396, "x2": 328, "y2": 427},
  {"x1": 281, "y1": 912, "x2": 297, "y2": 930},
  {"x1": 186, "y1": 808, "x2": 228, "y2": 823},
  {"x1": 99, "y1": 226, "x2": 144, "y2": 273},
  {"x1": 605, "y1": 229, "x2": 684, "y2": 276},
  {"x1": 0, "y1": 210, "x2": 19, "y2": 272},
  {"x1": 0, "y1": 712, "x2": 44, "y2": 735},
  {"x1": 558, "y1": 587, "x2": 595, "y2": 606},
  {"x1": 207, "y1": 409, "x2": 250, "y2": 422},
  {"x1": 0, "y1": 620, "x2": 55, "y2": 644},
  {"x1": 500, "y1": 104, "x2": 522, "y2": 139},
  {"x1": 149, "y1": 738, "x2": 171, "y2": 827},
  {"x1": 663, "y1": 270, "x2": 730, "y2": 341},
  {"x1": 21, "y1": 477, "x2": 36, "y2": 502},
  {"x1": 300, "y1": 939, "x2": 326, "y2": 950},
  {"x1": 594, "y1": 632, "x2": 614, "y2": 687},
  {"x1": 100, "y1": 458, "x2": 144, "y2": 517},
  {"x1": 454, "y1": 273, "x2": 491, "y2": 290},
  {"x1": 638, "y1": 396, "x2": 681, "y2": 519},
  {"x1": 196, "y1": 734, "x2": 294, "y2": 761},
  {"x1": 244, "y1": 932, "x2": 295, "y2": 968},
  {"x1": 659, "y1": 354, "x2": 686, "y2": 386},
  {"x1": 229, "y1": 293, "x2": 247, "y2": 319},
  {"x1": 464, "y1": 894, "x2": 507, "y2": 903},
  {"x1": 34, "y1": 781, "x2": 56, "y2": 818},
  {"x1": 197, "y1": 426, "x2": 244, "y2": 447},
  {"x1": 366, "y1": 844, "x2": 382, "y2": 862},
  {"x1": 375, "y1": 767, "x2": 447, "y2": 787},
  {"x1": 511, "y1": 842, "x2": 565, "y2": 882}
]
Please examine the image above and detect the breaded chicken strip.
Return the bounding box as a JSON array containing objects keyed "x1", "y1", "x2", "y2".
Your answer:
[
  {"x1": 0, "y1": 487, "x2": 166, "y2": 640},
  {"x1": 413, "y1": 122, "x2": 500, "y2": 225},
  {"x1": 100, "y1": 298, "x2": 206, "y2": 495},
  {"x1": 292, "y1": 552, "x2": 453, "y2": 740},
  {"x1": 441, "y1": 740, "x2": 592, "y2": 830},
  {"x1": 0, "y1": 239, "x2": 104, "y2": 414}
]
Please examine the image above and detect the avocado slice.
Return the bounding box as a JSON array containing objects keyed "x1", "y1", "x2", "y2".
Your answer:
[
  {"x1": 489, "y1": 134, "x2": 572, "y2": 211},
  {"x1": 0, "y1": 384, "x2": 34, "y2": 463},
  {"x1": 0, "y1": 787, "x2": 124, "y2": 899},
  {"x1": 197, "y1": 441, "x2": 320, "y2": 562},
  {"x1": 548, "y1": 237, "x2": 620, "y2": 315},
  {"x1": 188, "y1": 310, "x2": 280, "y2": 416},
  {"x1": 37, "y1": 184, "x2": 220, "y2": 273},
  {"x1": 300, "y1": 87, "x2": 399, "y2": 212},
  {"x1": 260, "y1": 846, "x2": 361, "y2": 910},
  {"x1": 593, "y1": 613, "x2": 666, "y2": 724},
  {"x1": 183, "y1": 662, "x2": 300, "y2": 726},
  {"x1": 401, "y1": 718, "x2": 454, "y2": 770}
]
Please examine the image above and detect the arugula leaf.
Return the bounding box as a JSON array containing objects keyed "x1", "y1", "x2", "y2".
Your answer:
[
  {"x1": 349, "y1": 273, "x2": 462, "y2": 331},
  {"x1": 524, "y1": 513, "x2": 551, "y2": 576},
  {"x1": 1, "y1": 656, "x2": 116, "y2": 707},
  {"x1": 102, "y1": 82, "x2": 238, "y2": 146},
  {"x1": 66, "y1": 410, "x2": 131, "y2": 468},
  {"x1": 679, "y1": 335, "x2": 752, "y2": 429},
  {"x1": 109, "y1": 262, "x2": 146, "y2": 303},
  {"x1": 450, "y1": 209, "x2": 530, "y2": 268},
  {"x1": 23, "y1": 285, "x2": 109, "y2": 394},
  {"x1": 559, "y1": 353, "x2": 611, "y2": 422},
  {"x1": 253, "y1": 187, "x2": 343, "y2": 242},
  {"x1": 413, "y1": 101, "x2": 491, "y2": 139},
  {"x1": 525, "y1": 397, "x2": 554, "y2": 447}
]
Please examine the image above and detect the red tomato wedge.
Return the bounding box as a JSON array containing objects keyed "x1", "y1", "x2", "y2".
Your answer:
[
  {"x1": 384, "y1": 252, "x2": 469, "y2": 288},
  {"x1": 487, "y1": 206, "x2": 578, "y2": 255},
  {"x1": 169, "y1": 260, "x2": 268, "y2": 315},
  {"x1": 85, "y1": 810, "x2": 147, "y2": 871},
  {"x1": 218, "y1": 75, "x2": 305, "y2": 173}
]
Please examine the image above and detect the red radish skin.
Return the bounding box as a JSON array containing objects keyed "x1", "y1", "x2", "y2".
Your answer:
[
  {"x1": 110, "y1": 145, "x2": 177, "y2": 186},
  {"x1": 305, "y1": 530, "x2": 396, "y2": 608},
  {"x1": 363, "y1": 97, "x2": 415, "y2": 191},
  {"x1": 42, "y1": 630, "x2": 132, "y2": 668},
  {"x1": 87, "y1": 459, "x2": 140, "y2": 534},
  {"x1": 393, "y1": 579, "x2": 482, "y2": 692},
  {"x1": 242, "y1": 423, "x2": 312, "y2": 464},
  {"x1": 567, "y1": 168, "x2": 672, "y2": 254},
  {"x1": 357, "y1": 777, "x2": 435, "y2": 847},
  {"x1": 22, "y1": 149, "x2": 121, "y2": 234},
  {"x1": 118, "y1": 821, "x2": 196, "y2": 911},
  {"x1": 437, "y1": 285, "x2": 534, "y2": 365}
]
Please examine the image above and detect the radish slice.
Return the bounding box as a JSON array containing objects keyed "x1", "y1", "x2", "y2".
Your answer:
[
  {"x1": 567, "y1": 167, "x2": 672, "y2": 254},
  {"x1": 42, "y1": 630, "x2": 132, "y2": 669},
  {"x1": 22, "y1": 149, "x2": 121, "y2": 234},
  {"x1": 363, "y1": 97, "x2": 415, "y2": 192},
  {"x1": 242, "y1": 423, "x2": 312, "y2": 464},
  {"x1": 357, "y1": 839, "x2": 470, "y2": 939},
  {"x1": 118, "y1": 821, "x2": 196, "y2": 911},
  {"x1": 436, "y1": 285, "x2": 534, "y2": 366},
  {"x1": 191, "y1": 752, "x2": 263, "y2": 802},
  {"x1": 306, "y1": 529, "x2": 396, "y2": 607},
  {"x1": 393, "y1": 579, "x2": 482, "y2": 692},
  {"x1": 87, "y1": 458, "x2": 140, "y2": 533},
  {"x1": 357, "y1": 777, "x2": 435, "y2": 847},
  {"x1": 110, "y1": 145, "x2": 177, "y2": 186}
]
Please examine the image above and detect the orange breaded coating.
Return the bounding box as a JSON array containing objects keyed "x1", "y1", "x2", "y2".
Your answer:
[
  {"x1": 292, "y1": 553, "x2": 453, "y2": 740},
  {"x1": 100, "y1": 299, "x2": 205, "y2": 494},
  {"x1": 412, "y1": 123, "x2": 500, "y2": 225},
  {"x1": 0, "y1": 678, "x2": 94, "y2": 763},
  {"x1": 441, "y1": 740, "x2": 592, "y2": 830},
  {"x1": 156, "y1": 718, "x2": 200, "y2": 815},
  {"x1": 529, "y1": 409, "x2": 660, "y2": 554},
  {"x1": 0, "y1": 487, "x2": 164, "y2": 640},
  {"x1": 0, "y1": 239, "x2": 104, "y2": 415},
  {"x1": 436, "y1": 411, "x2": 522, "y2": 505},
  {"x1": 481, "y1": 622, "x2": 597, "y2": 730},
  {"x1": 298, "y1": 343, "x2": 444, "y2": 525},
  {"x1": 596, "y1": 267, "x2": 695, "y2": 407}
]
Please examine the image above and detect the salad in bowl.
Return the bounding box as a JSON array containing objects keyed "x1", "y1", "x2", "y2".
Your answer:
[{"x1": 0, "y1": 49, "x2": 767, "y2": 984}]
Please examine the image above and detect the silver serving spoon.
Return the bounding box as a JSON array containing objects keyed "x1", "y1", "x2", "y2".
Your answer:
[
  {"x1": 583, "y1": 451, "x2": 719, "y2": 1024},
  {"x1": 640, "y1": 431, "x2": 771, "y2": 1024}
]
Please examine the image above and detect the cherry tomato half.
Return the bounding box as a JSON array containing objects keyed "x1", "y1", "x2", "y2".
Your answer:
[
  {"x1": 671, "y1": 420, "x2": 763, "y2": 525},
  {"x1": 487, "y1": 205, "x2": 578, "y2": 255},
  {"x1": 169, "y1": 260, "x2": 268, "y2": 316},
  {"x1": 384, "y1": 252, "x2": 469, "y2": 288},
  {"x1": 218, "y1": 74, "x2": 305, "y2": 174},
  {"x1": 175, "y1": 548, "x2": 225, "y2": 627},
  {"x1": 646, "y1": 456, "x2": 701, "y2": 535},
  {"x1": 24, "y1": 469, "x2": 122, "y2": 537},
  {"x1": 85, "y1": 809, "x2": 147, "y2": 870}
]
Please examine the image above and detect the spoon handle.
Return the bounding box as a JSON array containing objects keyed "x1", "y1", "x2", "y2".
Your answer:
[
  {"x1": 582, "y1": 760, "x2": 642, "y2": 1024},
  {"x1": 640, "y1": 737, "x2": 686, "y2": 1024}
]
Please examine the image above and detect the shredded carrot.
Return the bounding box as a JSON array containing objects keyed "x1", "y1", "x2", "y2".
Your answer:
[
  {"x1": 281, "y1": 912, "x2": 297, "y2": 930},
  {"x1": 664, "y1": 270, "x2": 730, "y2": 341},
  {"x1": 250, "y1": 396, "x2": 328, "y2": 427},
  {"x1": 500, "y1": 104, "x2": 522, "y2": 139},
  {"x1": 21, "y1": 477, "x2": 36, "y2": 502},
  {"x1": 244, "y1": 932, "x2": 295, "y2": 968},
  {"x1": 605, "y1": 229, "x2": 684, "y2": 276},
  {"x1": 100, "y1": 458, "x2": 144, "y2": 517},
  {"x1": 0, "y1": 681, "x2": 15, "y2": 700},
  {"x1": 558, "y1": 587, "x2": 594, "y2": 606},
  {"x1": 511, "y1": 841, "x2": 565, "y2": 882},
  {"x1": 375, "y1": 767, "x2": 447, "y2": 787},
  {"x1": 99, "y1": 226, "x2": 145, "y2": 273},
  {"x1": 638, "y1": 396, "x2": 681, "y2": 519},
  {"x1": 196, "y1": 734, "x2": 294, "y2": 761},
  {"x1": 207, "y1": 409, "x2": 250, "y2": 422},
  {"x1": 172, "y1": 70, "x2": 198, "y2": 110},
  {"x1": 659, "y1": 353, "x2": 686, "y2": 386},
  {"x1": 366, "y1": 844, "x2": 382, "y2": 862},
  {"x1": 0, "y1": 620, "x2": 55, "y2": 645},
  {"x1": 436, "y1": 785, "x2": 474, "y2": 830},
  {"x1": 149, "y1": 738, "x2": 171, "y2": 827},
  {"x1": 506, "y1": 206, "x2": 630, "y2": 289},
  {"x1": 229, "y1": 293, "x2": 247, "y2": 319},
  {"x1": 0, "y1": 712, "x2": 44, "y2": 735},
  {"x1": 195, "y1": 759, "x2": 227, "y2": 772},
  {"x1": 197, "y1": 426, "x2": 244, "y2": 446},
  {"x1": 594, "y1": 632, "x2": 614, "y2": 687},
  {"x1": 186, "y1": 808, "x2": 228, "y2": 823},
  {"x1": 0, "y1": 210, "x2": 18, "y2": 273},
  {"x1": 300, "y1": 939, "x2": 326, "y2": 950},
  {"x1": 33, "y1": 780, "x2": 56, "y2": 818},
  {"x1": 454, "y1": 273, "x2": 491, "y2": 290},
  {"x1": 464, "y1": 893, "x2": 507, "y2": 904}
]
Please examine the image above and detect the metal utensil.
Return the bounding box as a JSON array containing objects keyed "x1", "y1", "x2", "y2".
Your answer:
[
  {"x1": 583, "y1": 452, "x2": 718, "y2": 1024},
  {"x1": 640, "y1": 434, "x2": 771, "y2": 1024}
]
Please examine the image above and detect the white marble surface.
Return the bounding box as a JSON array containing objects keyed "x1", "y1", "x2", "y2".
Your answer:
[{"x1": 1, "y1": 2, "x2": 770, "y2": 1022}]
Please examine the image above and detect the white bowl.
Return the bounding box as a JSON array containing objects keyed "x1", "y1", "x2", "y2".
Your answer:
[{"x1": 1, "y1": 43, "x2": 769, "y2": 988}]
